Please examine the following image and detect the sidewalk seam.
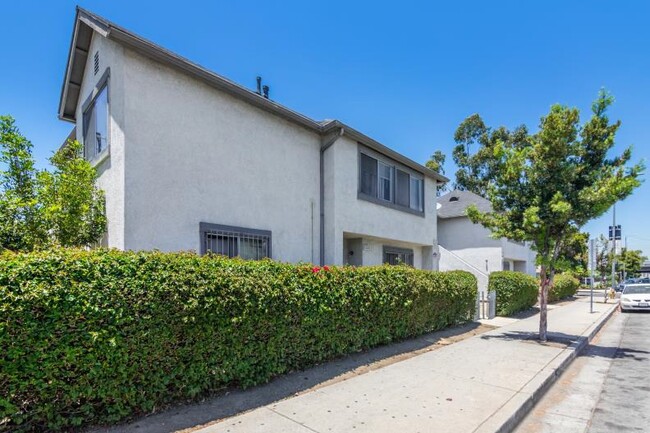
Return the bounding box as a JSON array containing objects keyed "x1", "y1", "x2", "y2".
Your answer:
[{"x1": 267, "y1": 407, "x2": 322, "y2": 433}]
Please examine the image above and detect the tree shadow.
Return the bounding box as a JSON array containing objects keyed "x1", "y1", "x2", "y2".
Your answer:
[
  {"x1": 479, "y1": 330, "x2": 579, "y2": 347},
  {"x1": 582, "y1": 343, "x2": 650, "y2": 362},
  {"x1": 479, "y1": 330, "x2": 650, "y2": 362},
  {"x1": 88, "y1": 321, "x2": 484, "y2": 433}
]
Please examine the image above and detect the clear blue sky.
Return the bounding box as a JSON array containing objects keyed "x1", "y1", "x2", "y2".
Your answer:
[{"x1": 1, "y1": 1, "x2": 648, "y2": 255}]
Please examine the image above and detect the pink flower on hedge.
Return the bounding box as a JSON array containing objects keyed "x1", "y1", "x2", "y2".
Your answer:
[
  {"x1": 311, "y1": 266, "x2": 320, "y2": 273},
  {"x1": 323, "y1": 266, "x2": 330, "y2": 272}
]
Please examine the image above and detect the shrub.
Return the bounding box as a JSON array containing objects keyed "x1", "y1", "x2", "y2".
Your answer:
[
  {"x1": 489, "y1": 271, "x2": 538, "y2": 316},
  {"x1": 0, "y1": 249, "x2": 476, "y2": 432},
  {"x1": 549, "y1": 273, "x2": 580, "y2": 302}
]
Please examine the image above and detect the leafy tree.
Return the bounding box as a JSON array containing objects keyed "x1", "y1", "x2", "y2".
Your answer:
[
  {"x1": 594, "y1": 234, "x2": 613, "y2": 279},
  {"x1": 426, "y1": 150, "x2": 446, "y2": 174},
  {"x1": 464, "y1": 90, "x2": 643, "y2": 341},
  {"x1": 618, "y1": 248, "x2": 647, "y2": 278},
  {"x1": 452, "y1": 114, "x2": 529, "y2": 196},
  {"x1": 425, "y1": 150, "x2": 449, "y2": 195},
  {"x1": 0, "y1": 115, "x2": 106, "y2": 251},
  {"x1": 556, "y1": 230, "x2": 589, "y2": 275},
  {"x1": 0, "y1": 115, "x2": 46, "y2": 250},
  {"x1": 38, "y1": 140, "x2": 106, "y2": 247}
]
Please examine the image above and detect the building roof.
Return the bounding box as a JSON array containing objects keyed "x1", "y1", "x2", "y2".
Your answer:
[
  {"x1": 436, "y1": 189, "x2": 493, "y2": 219},
  {"x1": 58, "y1": 7, "x2": 448, "y2": 183}
]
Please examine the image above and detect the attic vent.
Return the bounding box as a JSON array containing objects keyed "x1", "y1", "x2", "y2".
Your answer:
[
  {"x1": 94, "y1": 52, "x2": 99, "y2": 75},
  {"x1": 449, "y1": 196, "x2": 459, "y2": 202}
]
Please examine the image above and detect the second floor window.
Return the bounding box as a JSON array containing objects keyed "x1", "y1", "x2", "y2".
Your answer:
[
  {"x1": 360, "y1": 152, "x2": 424, "y2": 213},
  {"x1": 82, "y1": 85, "x2": 108, "y2": 161},
  {"x1": 378, "y1": 161, "x2": 393, "y2": 202}
]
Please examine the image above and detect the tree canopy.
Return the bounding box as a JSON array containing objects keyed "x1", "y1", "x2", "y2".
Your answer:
[
  {"x1": 0, "y1": 115, "x2": 106, "y2": 251},
  {"x1": 462, "y1": 90, "x2": 643, "y2": 340}
]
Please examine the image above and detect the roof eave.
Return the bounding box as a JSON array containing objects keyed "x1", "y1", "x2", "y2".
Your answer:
[
  {"x1": 322, "y1": 120, "x2": 448, "y2": 182},
  {"x1": 58, "y1": 8, "x2": 450, "y2": 183}
]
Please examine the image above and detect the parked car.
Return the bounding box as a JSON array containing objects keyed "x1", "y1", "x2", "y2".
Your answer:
[
  {"x1": 617, "y1": 279, "x2": 637, "y2": 292},
  {"x1": 620, "y1": 284, "x2": 650, "y2": 312}
]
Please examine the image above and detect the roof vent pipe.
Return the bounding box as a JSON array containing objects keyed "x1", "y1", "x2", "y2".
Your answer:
[
  {"x1": 262, "y1": 85, "x2": 269, "y2": 99},
  {"x1": 256, "y1": 76, "x2": 262, "y2": 95}
]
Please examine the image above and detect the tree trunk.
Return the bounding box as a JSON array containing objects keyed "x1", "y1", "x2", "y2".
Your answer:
[{"x1": 539, "y1": 266, "x2": 550, "y2": 342}]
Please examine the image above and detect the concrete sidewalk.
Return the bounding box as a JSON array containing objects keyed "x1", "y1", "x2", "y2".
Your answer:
[{"x1": 196, "y1": 297, "x2": 617, "y2": 433}]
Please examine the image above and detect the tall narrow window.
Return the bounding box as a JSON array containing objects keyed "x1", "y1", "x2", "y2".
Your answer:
[
  {"x1": 360, "y1": 153, "x2": 378, "y2": 197},
  {"x1": 82, "y1": 85, "x2": 108, "y2": 161},
  {"x1": 410, "y1": 177, "x2": 423, "y2": 211},
  {"x1": 395, "y1": 169, "x2": 410, "y2": 207},
  {"x1": 378, "y1": 161, "x2": 393, "y2": 202}
]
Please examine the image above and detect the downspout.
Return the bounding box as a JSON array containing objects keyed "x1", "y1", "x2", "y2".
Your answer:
[{"x1": 319, "y1": 127, "x2": 344, "y2": 266}]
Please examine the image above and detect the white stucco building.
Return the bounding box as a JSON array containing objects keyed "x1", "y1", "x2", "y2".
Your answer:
[
  {"x1": 436, "y1": 190, "x2": 537, "y2": 290},
  {"x1": 57, "y1": 8, "x2": 447, "y2": 269}
]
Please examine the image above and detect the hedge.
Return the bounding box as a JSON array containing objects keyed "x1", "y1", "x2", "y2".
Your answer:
[
  {"x1": 489, "y1": 271, "x2": 538, "y2": 316},
  {"x1": 0, "y1": 249, "x2": 477, "y2": 432},
  {"x1": 549, "y1": 274, "x2": 580, "y2": 302}
]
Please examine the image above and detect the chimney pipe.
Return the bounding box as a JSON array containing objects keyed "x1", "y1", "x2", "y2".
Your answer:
[
  {"x1": 262, "y1": 85, "x2": 269, "y2": 99},
  {"x1": 256, "y1": 76, "x2": 262, "y2": 95}
]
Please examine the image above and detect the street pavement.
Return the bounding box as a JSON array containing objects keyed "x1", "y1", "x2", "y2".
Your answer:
[
  {"x1": 515, "y1": 309, "x2": 650, "y2": 433},
  {"x1": 194, "y1": 296, "x2": 617, "y2": 433}
]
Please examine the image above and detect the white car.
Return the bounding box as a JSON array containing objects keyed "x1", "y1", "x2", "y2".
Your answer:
[{"x1": 620, "y1": 284, "x2": 650, "y2": 312}]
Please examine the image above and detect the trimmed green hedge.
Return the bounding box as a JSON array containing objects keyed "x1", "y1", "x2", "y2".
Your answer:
[
  {"x1": 549, "y1": 274, "x2": 580, "y2": 302},
  {"x1": 0, "y1": 249, "x2": 476, "y2": 432},
  {"x1": 489, "y1": 271, "x2": 538, "y2": 316}
]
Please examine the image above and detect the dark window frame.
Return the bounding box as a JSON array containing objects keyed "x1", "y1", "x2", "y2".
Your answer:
[
  {"x1": 81, "y1": 68, "x2": 111, "y2": 163},
  {"x1": 383, "y1": 246, "x2": 415, "y2": 266},
  {"x1": 200, "y1": 222, "x2": 272, "y2": 259},
  {"x1": 357, "y1": 146, "x2": 425, "y2": 217}
]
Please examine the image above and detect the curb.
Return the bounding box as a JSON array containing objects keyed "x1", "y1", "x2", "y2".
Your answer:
[{"x1": 475, "y1": 301, "x2": 619, "y2": 433}]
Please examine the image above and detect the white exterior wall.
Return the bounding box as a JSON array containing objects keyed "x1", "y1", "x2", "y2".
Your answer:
[
  {"x1": 438, "y1": 216, "x2": 536, "y2": 276},
  {"x1": 71, "y1": 31, "x2": 441, "y2": 268},
  {"x1": 438, "y1": 217, "x2": 502, "y2": 274},
  {"x1": 119, "y1": 47, "x2": 321, "y2": 262},
  {"x1": 75, "y1": 35, "x2": 127, "y2": 249},
  {"x1": 325, "y1": 137, "x2": 438, "y2": 269}
]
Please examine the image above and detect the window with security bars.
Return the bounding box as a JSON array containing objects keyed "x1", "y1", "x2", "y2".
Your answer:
[
  {"x1": 383, "y1": 246, "x2": 414, "y2": 266},
  {"x1": 200, "y1": 223, "x2": 271, "y2": 260}
]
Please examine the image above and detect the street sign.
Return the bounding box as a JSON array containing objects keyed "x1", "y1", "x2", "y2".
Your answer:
[{"x1": 608, "y1": 225, "x2": 621, "y2": 240}]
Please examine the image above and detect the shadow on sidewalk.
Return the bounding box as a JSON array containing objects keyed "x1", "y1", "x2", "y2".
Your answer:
[
  {"x1": 90, "y1": 321, "x2": 486, "y2": 433},
  {"x1": 479, "y1": 325, "x2": 650, "y2": 362},
  {"x1": 479, "y1": 330, "x2": 579, "y2": 347}
]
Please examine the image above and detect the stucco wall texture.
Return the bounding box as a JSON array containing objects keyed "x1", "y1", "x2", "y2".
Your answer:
[
  {"x1": 74, "y1": 33, "x2": 439, "y2": 268},
  {"x1": 438, "y1": 217, "x2": 537, "y2": 277}
]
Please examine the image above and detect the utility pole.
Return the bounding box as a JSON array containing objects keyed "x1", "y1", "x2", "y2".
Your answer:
[
  {"x1": 622, "y1": 236, "x2": 627, "y2": 282},
  {"x1": 589, "y1": 238, "x2": 596, "y2": 313},
  {"x1": 610, "y1": 205, "x2": 617, "y2": 298}
]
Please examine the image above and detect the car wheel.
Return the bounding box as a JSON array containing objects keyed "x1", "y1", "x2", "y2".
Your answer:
[{"x1": 620, "y1": 305, "x2": 627, "y2": 313}]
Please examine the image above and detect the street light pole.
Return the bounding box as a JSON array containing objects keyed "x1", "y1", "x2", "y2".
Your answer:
[
  {"x1": 589, "y1": 238, "x2": 595, "y2": 313},
  {"x1": 611, "y1": 204, "x2": 616, "y2": 295},
  {"x1": 623, "y1": 236, "x2": 627, "y2": 281}
]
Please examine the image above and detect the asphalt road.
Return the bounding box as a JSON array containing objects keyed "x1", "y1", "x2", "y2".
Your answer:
[
  {"x1": 588, "y1": 310, "x2": 650, "y2": 432},
  {"x1": 515, "y1": 308, "x2": 650, "y2": 433}
]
